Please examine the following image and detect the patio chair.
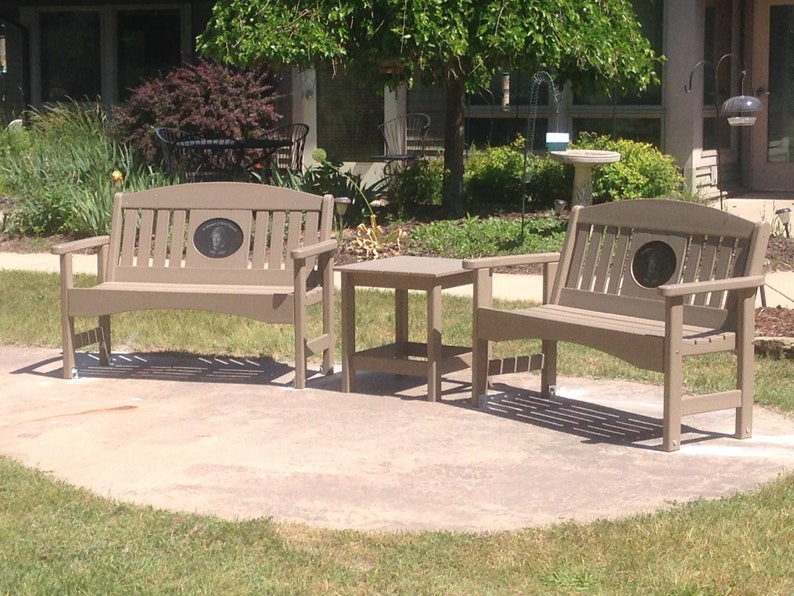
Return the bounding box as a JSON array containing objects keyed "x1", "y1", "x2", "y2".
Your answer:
[
  {"x1": 373, "y1": 113, "x2": 431, "y2": 164},
  {"x1": 266, "y1": 123, "x2": 310, "y2": 173}
]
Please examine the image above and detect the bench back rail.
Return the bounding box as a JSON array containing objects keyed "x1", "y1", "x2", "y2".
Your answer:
[
  {"x1": 108, "y1": 184, "x2": 331, "y2": 286},
  {"x1": 553, "y1": 200, "x2": 764, "y2": 331}
]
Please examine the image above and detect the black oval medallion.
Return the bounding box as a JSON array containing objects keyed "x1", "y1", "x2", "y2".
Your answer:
[
  {"x1": 632, "y1": 241, "x2": 677, "y2": 288},
  {"x1": 194, "y1": 218, "x2": 244, "y2": 259}
]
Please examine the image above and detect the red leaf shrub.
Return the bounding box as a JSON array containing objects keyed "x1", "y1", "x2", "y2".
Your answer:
[{"x1": 112, "y1": 60, "x2": 282, "y2": 163}]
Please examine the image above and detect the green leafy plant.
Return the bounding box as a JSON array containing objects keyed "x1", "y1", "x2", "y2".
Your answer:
[
  {"x1": 464, "y1": 138, "x2": 526, "y2": 208},
  {"x1": 1, "y1": 102, "x2": 171, "y2": 237},
  {"x1": 574, "y1": 132, "x2": 686, "y2": 202},
  {"x1": 380, "y1": 157, "x2": 444, "y2": 217}
]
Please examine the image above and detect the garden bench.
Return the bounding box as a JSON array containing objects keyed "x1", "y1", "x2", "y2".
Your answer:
[
  {"x1": 51, "y1": 182, "x2": 336, "y2": 388},
  {"x1": 463, "y1": 199, "x2": 770, "y2": 451}
]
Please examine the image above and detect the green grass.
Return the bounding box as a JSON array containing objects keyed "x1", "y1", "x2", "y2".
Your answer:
[{"x1": 2, "y1": 269, "x2": 794, "y2": 593}]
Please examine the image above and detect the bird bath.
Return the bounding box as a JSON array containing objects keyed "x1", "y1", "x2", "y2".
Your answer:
[{"x1": 550, "y1": 149, "x2": 621, "y2": 207}]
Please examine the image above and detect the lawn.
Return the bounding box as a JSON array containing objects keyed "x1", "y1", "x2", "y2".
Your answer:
[{"x1": 1, "y1": 268, "x2": 794, "y2": 593}]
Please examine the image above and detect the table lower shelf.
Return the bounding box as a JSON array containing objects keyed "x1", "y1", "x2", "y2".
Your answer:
[{"x1": 348, "y1": 341, "x2": 472, "y2": 377}]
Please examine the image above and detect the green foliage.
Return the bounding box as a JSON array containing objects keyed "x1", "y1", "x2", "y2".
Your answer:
[
  {"x1": 198, "y1": 0, "x2": 660, "y2": 95},
  {"x1": 299, "y1": 151, "x2": 385, "y2": 225},
  {"x1": 111, "y1": 60, "x2": 280, "y2": 164},
  {"x1": 1, "y1": 102, "x2": 170, "y2": 237},
  {"x1": 574, "y1": 133, "x2": 686, "y2": 202},
  {"x1": 524, "y1": 155, "x2": 572, "y2": 209},
  {"x1": 464, "y1": 139, "x2": 525, "y2": 207},
  {"x1": 407, "y1": 212, "x2": 567, "y2": 259},
  {"x1": 381, "y1": 157, "x2": 444, "y2": 216},
  {"x1": 458, "y1": 133, "x2": 685, "y2": 210}
]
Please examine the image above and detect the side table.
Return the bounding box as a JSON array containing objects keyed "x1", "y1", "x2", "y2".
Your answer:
[{"x1": 337, "y1": 256, "x2": 474, "y2": 401}]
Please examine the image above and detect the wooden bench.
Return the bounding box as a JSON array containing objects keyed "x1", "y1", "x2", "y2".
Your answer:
[
  {"x1": 463, "y1": 199, "x2": 770, "y2": 451},
  {"x1": 51, "y1": 182, "x2": 337, "y2": 388}
]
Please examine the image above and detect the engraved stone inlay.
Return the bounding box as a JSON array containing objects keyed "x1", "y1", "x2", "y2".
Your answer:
[
  {"x1": 194, "y1": 218, "x2": 244, "y2": 259},
  {"x1": 632, "y1": 240, "x2": 677, "y2": 288}
]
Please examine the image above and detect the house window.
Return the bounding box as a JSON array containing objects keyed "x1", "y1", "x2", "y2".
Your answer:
[
  {"x1": 118, "y1": 9, "x2": 182, "y2": 100},
  {"x1": 316, "y1": 65, "x2": 382, "y2": 161},
  {"x1": 24, "y1": 6, "x2": 190, "y2": 107},
  {"x1": 41, "y1": 12, "x2": 101, "y2": 102}
]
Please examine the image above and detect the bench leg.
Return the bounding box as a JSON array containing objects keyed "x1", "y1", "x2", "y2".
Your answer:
[
  {"x1": 62, "y1": 315, "x2": 76, "y2": 380},
  {"x1": 98, "y1": 315, "x2": 111, "y2": 367},
  {"x1": 663, "y1": 350, "x2": 683, "y2": 453},
  {"x1": 735, "y1": 311, "x2": 755, "y2": 440},
  {"x1": 540, "y1": 339, "x2": 557, "y2": 397},
  {"x1": 294, "y1": 301, "x2": 307, "y2": 390},
  {"x1": 471, "y1": 336, "x2": 489, "y2": 406}
]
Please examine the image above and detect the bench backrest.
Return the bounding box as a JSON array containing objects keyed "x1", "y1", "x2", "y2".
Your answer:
[
  {"x1": 105, "y1": 182, "x2": 334, "y2": 286},
  {"x1": 552, "y1": 199, "x2": 770, "y2": 329}
]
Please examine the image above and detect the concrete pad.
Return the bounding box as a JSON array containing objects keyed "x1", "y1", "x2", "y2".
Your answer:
[{"x1": 2, "y1": 345, "x2": 794, "y2": 532}]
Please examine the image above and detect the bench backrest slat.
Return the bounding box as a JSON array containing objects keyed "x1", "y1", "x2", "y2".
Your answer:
[
  {"x1": 105, "y1": 183, "x2": 333, "y2": 286},
  {"x1": 553, "y1": 200, "x2": 769, "y2": 329}
]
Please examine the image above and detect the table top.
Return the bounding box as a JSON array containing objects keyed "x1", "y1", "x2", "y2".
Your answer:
[
  {"x1": 176, "y1": 138, "x2": 292, "y2": 150},
  {"x1": 337, "y1": 256, "x2": 470, "y2": 279}
]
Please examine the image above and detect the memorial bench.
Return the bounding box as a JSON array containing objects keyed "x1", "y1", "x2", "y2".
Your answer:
[
  {"x1": 51, "y1": 182, "x2": 336, "y2": 388},
  {"x1": 463, "y1": 199, "x2": 770, "y2": 451}
]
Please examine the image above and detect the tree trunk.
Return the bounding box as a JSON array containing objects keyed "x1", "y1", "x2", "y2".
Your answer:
[{"x1": 442, "y1": 68, "x2": 466, "y2": 216}]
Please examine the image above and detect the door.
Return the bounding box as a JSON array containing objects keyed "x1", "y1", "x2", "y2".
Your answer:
[{"x1": 751, "y1": 0, "x2": 794, "y2": 189}]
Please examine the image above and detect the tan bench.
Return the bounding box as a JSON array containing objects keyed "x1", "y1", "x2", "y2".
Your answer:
[
  {"x1": 51, "y1": 182, "x2": 336, "y2": 388},
  {"x1": 464, "y1": 199, "x2": 770, "y2": 451}
]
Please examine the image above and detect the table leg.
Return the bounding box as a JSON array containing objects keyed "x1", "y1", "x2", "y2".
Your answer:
[
  {"x1": 395, "y1": 288, "x2": 409, "y2": 348},
  {"x1": 341, "y1": 278, "x2": 356, "y2": 392},
  {"x1": 427, "y1": 285, "x2": 443, "y2": 401}
]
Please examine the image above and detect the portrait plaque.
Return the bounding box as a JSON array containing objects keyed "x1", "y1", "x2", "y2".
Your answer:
[
  {"x1": 193, "y1": 218, "x2": 244, "y2": 259},
  {"x1": 631, "y1": 241, "x2": 677, "y2": 288}
]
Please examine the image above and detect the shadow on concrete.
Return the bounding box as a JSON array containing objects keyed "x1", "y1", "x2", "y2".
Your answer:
[{"x1": 12, "y1": 350, "x2": 723, "y2": 451}]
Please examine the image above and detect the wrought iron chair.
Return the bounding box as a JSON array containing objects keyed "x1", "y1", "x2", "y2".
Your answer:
[
  {"x1": 373, "y1": 113, "x2": 431, "y2": 164},
  {"x1": 266, "y1": 123, "x2": 310, "y2": 173}
]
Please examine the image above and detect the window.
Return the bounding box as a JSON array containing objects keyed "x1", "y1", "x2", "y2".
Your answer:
[
  {"x1": 316, "y1": 66, "x2": 383, "y2": 161},
  {"x1": 25, "y1": 6, "x2": 189, "y2": 107},
  {"x1": 118, "y1": 9, "x2": 182, "y2": 100},
  {"x1": 41, "y1": 12, "x2": 100, "y2": 102}
]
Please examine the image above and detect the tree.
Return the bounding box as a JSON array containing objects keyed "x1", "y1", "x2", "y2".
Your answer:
[{"x1": 197, "y1": 0, "x2": 661, "y2": 215}]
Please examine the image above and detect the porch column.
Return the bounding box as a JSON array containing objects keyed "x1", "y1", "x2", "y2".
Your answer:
[{"x1": 664, "y1": 0, "x2": 704, "y2": 193}]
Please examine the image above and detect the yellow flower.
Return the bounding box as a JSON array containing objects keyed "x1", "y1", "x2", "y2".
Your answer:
[{"x1": 111, "y1": 169, "x2": 124, "y2": 184}]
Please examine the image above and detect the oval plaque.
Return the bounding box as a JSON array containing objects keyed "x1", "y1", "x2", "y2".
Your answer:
[
  {"x1": 193, "y1": 218, "x2": 244, "y2": 259},
  {"x1": 632, "y1": 241, "x2": 677, "y2": 288}
]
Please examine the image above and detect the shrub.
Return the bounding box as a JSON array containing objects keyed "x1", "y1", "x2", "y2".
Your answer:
[
  {"x1": 381, "y1": 157, "x2": 444, "y2": 217},
  {"x1": 464, "y1": 138, "x2": 525, "y2": 207},
  {"x1": 523, "y1": 155, "x2": 571, "y2": 209},
  {"x1": 574, "y1": 132, "x2": 685, "y2": 202},
  {"x1": 2, "y1": 102, "x2": 170, "y2": 237},
  {"x1": 111, "y1": 60, "x2": 281, "y2": 164},
  {"x1": 406, "y1": 212, "x2": 567, "y2": 258}
]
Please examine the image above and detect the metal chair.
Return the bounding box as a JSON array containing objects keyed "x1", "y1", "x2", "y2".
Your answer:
[
  {"x1": 266, "y1": 123, "x2": 310, "y2": 173},
  {"x1": 373, "y1": 113, "x2": 431, "y2": 164}
]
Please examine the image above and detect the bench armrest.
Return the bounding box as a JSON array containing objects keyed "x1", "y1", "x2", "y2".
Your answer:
[
  {"x1": 658, "y1": 275, "x2": 766, "y2": 298},
  {"x1": 51, "y1": 235, "x2": 110, "y2": 282},
  {"x1": 289, "y1": 239, "x2": 338, "y2": 260},
  {"x1": 462, "y1": 252, "x2": 560, "y2": 271},
  {"x1": 51, "y1": 235, "x2": 110, "y2": 255}
]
